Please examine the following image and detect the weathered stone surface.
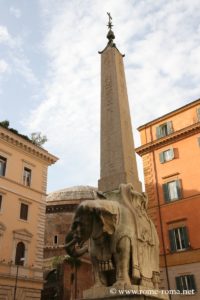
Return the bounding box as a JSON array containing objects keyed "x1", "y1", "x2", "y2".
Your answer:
[
  {"x1": 83, "y1": 285, "x2": 169, "y2": 300},
  {"x1": 65, "y1": 184, "x2": 162, "y2": 296},
  {"x1": 98, "y1": 46, "x2": 142, "y2": 193}
]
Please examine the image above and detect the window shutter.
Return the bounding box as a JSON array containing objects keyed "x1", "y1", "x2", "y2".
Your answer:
[
  {"x1": 182, "y1": 227, "x2": 189, "y2": 249},
  {"x1": 169, "y1": 229, "x2": 176, "y2": 252},
  {"x1": 159, "y1": 152, "x2": 165, "y2": 163},
  {"x1": 176, "y1": 180, "x2": 182, "y2": 199},
  {"x1": 198, "y1": 137, "x2": 200, "y2": 147},
  {"x1": 170, "y1": 148, "x2": 174, "y2": 159},
  {"x1": 176, "y1": 276, "x2": 182, "y2": 292},
  {"x1": 189, "y1": 275, "x2": 196, "y2": 291},
  {"x1": 167, "y1": 121, "x2": 173, "y2": 134},
  {"x1": 0, "y1": 195, "x2": 2, "y2": 207},
  {"x1": 156, "y1": 126, "x2": 162, "y2": 139},
  {"x1": 163, "y1": 183, "x2": 170, "y2": 202},
  {"x1": 197, "y1": 107, "x2": 200, "y2": 121}
]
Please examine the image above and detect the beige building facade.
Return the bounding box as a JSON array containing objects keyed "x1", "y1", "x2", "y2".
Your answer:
[{"x1": 0, "y1": 124, "x2": 57, "y2": 299}]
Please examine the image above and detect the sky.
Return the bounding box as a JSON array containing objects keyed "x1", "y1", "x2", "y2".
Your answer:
[{"x1": 0, "y1": 0, "x2": 200, "y2": 193}]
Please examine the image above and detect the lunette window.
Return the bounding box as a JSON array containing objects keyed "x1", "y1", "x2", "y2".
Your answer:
[
  {"x1": 0, "y1": 156, "x2": 7, "y2": 176},
  {"x1": 169, "y1": 226, "x2": 189, "y2": 252}
]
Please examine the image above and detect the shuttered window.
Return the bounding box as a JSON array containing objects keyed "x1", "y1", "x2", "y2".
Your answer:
[
  {"x1": 169, "y1": 227, "x2": 189, "y2": 252},
  {"x1": 163, "y1": 180, "x2": 182, "y2": 202},
  {"x1": 0, "y1": 156, "x2": 7, "y2": 176},
  {"x1": 198, "y1": 137, "x2": 200, "y2": 147},
  {"x1": 156, "y1": 121, "x2": 173, "y2": 139},
  {"x1": 159, "y1": 148, "x2": 174, "y2": 163},
  {"x1": 176, "y1": 275, "x2": 196, "y2": 292},
  {"x1": 197, "y1": 107, "x2": 200, "y2": 121}
]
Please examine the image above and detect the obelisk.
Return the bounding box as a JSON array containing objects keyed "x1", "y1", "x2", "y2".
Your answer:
[{"x1": 98, "y1": 13, "x2": 142, "y2": 193}]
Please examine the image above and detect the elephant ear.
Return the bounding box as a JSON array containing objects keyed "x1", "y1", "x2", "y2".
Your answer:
[
  {"x1": 100, "y1": 211, "x2": 118, "y2": 235},
  {"x1": 79, "y1": 200, "x2": 119, "y2": 235}
]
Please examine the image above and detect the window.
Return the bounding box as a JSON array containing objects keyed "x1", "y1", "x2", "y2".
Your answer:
[
  {"x1": 198, "y1": 137, "x2": 200, "y2": 147},
  {"x1": 15, "y1": 242, "x2": 25, "y2": 265},
  {"x1": 0, "y1": 195, "x2": 2, "y2": 210},
  {"x1": 159, "y1": 148, "x2": 174, "y2": 163},
  {"x1": 176, "y1": 275, "x2": 196, "y2": 292},
  {"x1": 0, "y1": 195, "x2": 2, "y2": 211},
  {"x1": 197, "y1": 107, "x2": 200, "y2": 121},
  {"x1": 20, "y1": 203, "x2": 28, "y2": 220},
  {"x1": 163, "y1": 180, "x2": 182, "y2": 202},
  {"x1": 54, "y1": 235, "x2": 58, "y2": 245},
  {"x1": 156, "y1": 121, "x2": 173, "y2": 139},
  {"x1": 0, "y1": 156, "x2": 7, "y2": 176},
  {"x1": 169, "y1": 227, "x2": 189, "y2": 252},
  {"x1": 23, "y1": 167, "x2": 31, "y2": 187}
]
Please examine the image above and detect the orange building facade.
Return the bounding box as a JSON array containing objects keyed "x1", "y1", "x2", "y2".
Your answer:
[
  {"x1": 0, "y1": 124, "x2": 57, "y2": 299},
  {"x1": 136, "y1": 99, "x2": 200, "y2": 299}
]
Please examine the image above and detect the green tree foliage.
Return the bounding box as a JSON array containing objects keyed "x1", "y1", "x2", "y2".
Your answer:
[{"x1": 30, "y1": 132, "x2": 48, "y2": 146}]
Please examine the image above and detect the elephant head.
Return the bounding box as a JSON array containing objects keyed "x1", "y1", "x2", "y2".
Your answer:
[{"x1": 65, "y1": 200, "x2": 119, "y2": 257}]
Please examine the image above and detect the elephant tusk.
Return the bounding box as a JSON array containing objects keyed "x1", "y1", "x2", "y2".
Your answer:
[
  {"x1": 65, "y1": 236, "x2": 88, "y2": 258},
  {"x1": 64, "y1": 238, "x2": 78, "y2": 249},
  {"x1": 72, "y1": 245, "x2": 88, "y2": 257}
]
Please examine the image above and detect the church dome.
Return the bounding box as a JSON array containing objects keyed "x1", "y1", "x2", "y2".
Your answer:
[{"x1": 47, "y1": 185, "x2": 98, "y2": 202}]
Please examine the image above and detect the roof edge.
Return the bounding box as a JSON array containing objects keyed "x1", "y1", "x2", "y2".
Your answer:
[{"x1": 137, "y1": 98, "x2": 200, "y2": 131}]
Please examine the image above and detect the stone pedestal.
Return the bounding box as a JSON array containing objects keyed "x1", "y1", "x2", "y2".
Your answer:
[{"x1": 82, "y1": 285, "x2": 169, "y2": 300}]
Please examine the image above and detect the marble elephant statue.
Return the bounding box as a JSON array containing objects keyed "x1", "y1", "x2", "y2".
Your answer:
[{"x1": 65, "y1": 183, "x2": 160, "y2": 289}]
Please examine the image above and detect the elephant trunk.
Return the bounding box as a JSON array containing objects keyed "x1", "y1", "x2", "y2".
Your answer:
[{"x1": 65, "y1": 233, "x2": 88, "y2": 258}]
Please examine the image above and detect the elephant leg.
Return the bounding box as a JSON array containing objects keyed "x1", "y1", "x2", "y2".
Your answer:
[
  {"x1": 113, "y1": 236, "x2": 131, "y2": 287},
  {"x1": 91, "y1": 256, "x2": 106, "y2": 287}
]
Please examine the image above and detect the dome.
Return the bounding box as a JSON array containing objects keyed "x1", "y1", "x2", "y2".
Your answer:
[{"x1": 47, "y1": 185, "x2": 98, "y2": 202}]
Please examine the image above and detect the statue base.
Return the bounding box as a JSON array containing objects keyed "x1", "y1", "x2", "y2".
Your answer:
[{"x1": 82, "y1": 285, "x2": 169, "y2": 300}]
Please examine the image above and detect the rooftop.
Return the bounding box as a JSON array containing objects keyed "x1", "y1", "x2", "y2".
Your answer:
[
  {"x1": 137, "y1": 98, "x2": 200, "y2": 130},
  {"x1": 47, "y1": 185, "x2": 98, "y2": 202}
]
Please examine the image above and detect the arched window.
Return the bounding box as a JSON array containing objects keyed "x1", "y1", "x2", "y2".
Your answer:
[{"x1": 15, "y1": 242, "x2": 25, "y2": 265}]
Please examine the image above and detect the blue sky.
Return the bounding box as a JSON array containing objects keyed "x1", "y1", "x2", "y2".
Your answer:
[{"x1": 0, "y1": 0, "x2": 200, "y2": 192}]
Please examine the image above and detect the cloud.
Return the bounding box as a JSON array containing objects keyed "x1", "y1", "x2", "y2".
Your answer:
[
  {"x1": 24, "y1": 0, "x2": 200, "y2": 191},
  {"x1": 0, "y1": 60, "x2": 9, "y2": 74},
  {"x1": 0, "y1": 25, "x2": 12, "y2": 44},
  {"x1": 0, "y1": 24, "x2": 38, "y2": 85},
  {"x1": 9, "y1": 6, "x2": 21, "y2": 19}
]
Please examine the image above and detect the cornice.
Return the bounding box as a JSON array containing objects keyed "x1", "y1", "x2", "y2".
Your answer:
[
  {"x1": 0, "y1": 127, "x2": 58, "y2": 165},
  {"x1": 137, "y1": 98, "x2": 200, "y2": 130},
  {"x1": 136, "y1": 122, "x2": 200, "y2": 156}
]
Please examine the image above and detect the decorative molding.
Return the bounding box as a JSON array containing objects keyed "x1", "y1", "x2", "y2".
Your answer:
[
  {"x1": 13, "y1": 228, "x2": 33, "y2": 242},
  {"x1": 0, "y1": 127, "x2": 58, "y2": 165},
  {"x1": 162, "y1": 172, "x2": 180, "y2": 179},
  {"x1": 136, "y1": 122, "x2": 200, "y2": 156},
  {"x1": 0, "y1": 178, "x2": 47, "y2": 197},
  {"x1": 22, "y1": 159, "x2": 36, "y2": 168},
  {"x1": 138, "y1": 99, "x2": 200, "y2": 130}
]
